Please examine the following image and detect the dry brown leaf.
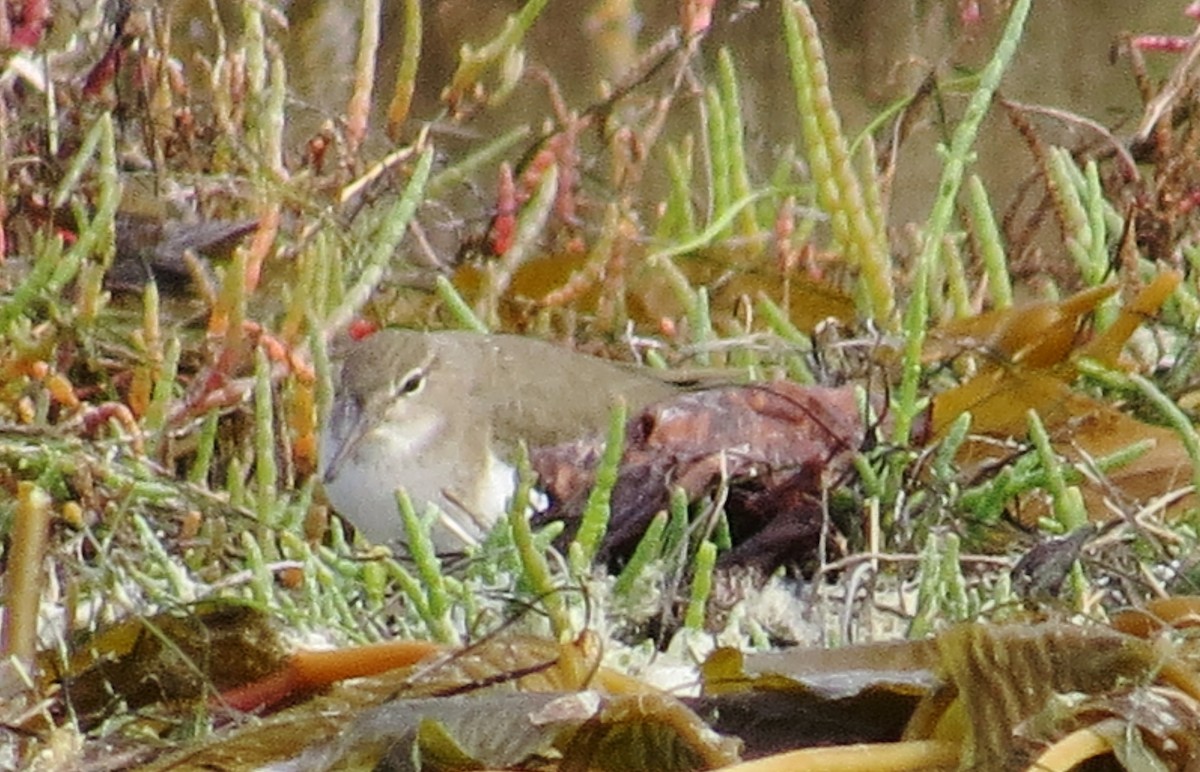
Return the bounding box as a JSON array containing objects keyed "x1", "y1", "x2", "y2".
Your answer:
[
  {"x1": 38, "y1": 601, "x2": 287, "y2": 732},
  {"x1": 927, "y1": 272, "x2": 1191, "y2": 524},
  {"x1": 923, "y1": 283, "x2": 1117, "y2": 369},
  {"x1": 533, "y1": 383, "x2": 864, "y2": 574},
  {"x1": 701, "y1": 620, "x2": 1200, "y2": 769}
]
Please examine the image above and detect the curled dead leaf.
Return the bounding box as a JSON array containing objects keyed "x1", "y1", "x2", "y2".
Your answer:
[
  {"x1": 533, "y1": 382, "x2": 866, "y2": 575},
  {"x1": 926, "y1": 272, "x2": 1192, "y2": 525}
]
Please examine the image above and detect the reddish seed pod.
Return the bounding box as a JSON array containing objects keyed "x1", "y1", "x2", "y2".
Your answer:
[
  {"x1": 488, "y1": 162, "x2": 518, "y2": 257},
  {"x1": 347, "y1": 319, "x2": 377, "y2": 341},
  {"x1": 1132, "y1": 34, "x2": 1191, "y2": 53}
]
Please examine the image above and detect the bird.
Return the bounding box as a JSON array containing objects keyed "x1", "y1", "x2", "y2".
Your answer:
[{"x1": 318, "y1": 329, "x2": 679, "y2": 552}]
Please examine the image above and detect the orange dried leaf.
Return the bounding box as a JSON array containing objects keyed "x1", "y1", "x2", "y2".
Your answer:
[
  {"x1": 1111, "y1": 595, "x2": 1200, "y2": 637},
  {"x1": 928, "y1": 272, "x2": 1189, "y2": 523},
  {"x1": 930, "y1": 368, "x2": 1084, "y2": 438},
  {"x1": 219, "y1": 639, "x2": 445, "y2": 713},
  {"x1": 1078, "y1": 270, "x2": 1181, "y2": 366},
  {"x1": 935, "y1": 368, "x2": 1195, "y2": 523},
  {"x1": 924, "y1": 283, "x2": 1116, "y2": 369},
  {"x1": 44, "y1": 371, "x2": 80, "y2": 411}
]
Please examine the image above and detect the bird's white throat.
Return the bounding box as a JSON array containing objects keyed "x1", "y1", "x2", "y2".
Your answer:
[{"x1": 319, "y1": 397, "x2": 517, "y2": 552}]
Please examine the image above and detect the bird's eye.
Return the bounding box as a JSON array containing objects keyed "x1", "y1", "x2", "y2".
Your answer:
[{"x1": 395, "y1": 368, "x2": 425, "y2": 396}]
